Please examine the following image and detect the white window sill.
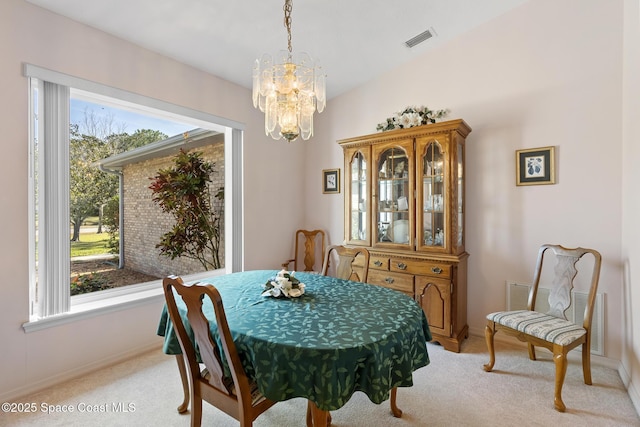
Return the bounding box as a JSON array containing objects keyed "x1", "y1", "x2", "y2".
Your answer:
[{"x1": 22, "y1": 269, "x2": 226, "y2": 333}]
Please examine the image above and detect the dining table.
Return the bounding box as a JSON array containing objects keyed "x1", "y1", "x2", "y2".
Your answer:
[{"x1": 157, "y1": 269, "x2": 431, "y2": 426}]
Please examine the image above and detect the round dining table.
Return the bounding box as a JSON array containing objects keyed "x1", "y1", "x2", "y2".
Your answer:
[{"x1": 157, "y1": 270, "x2": 431, "y2": 425}]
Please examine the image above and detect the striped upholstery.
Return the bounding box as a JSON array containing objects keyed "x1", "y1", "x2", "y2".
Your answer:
[{"x1": 487, "y1": 310, "x2": 586, "y2": 346}]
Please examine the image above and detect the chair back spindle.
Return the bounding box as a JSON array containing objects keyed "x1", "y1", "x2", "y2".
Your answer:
[
  {"x1": 282, "y1": 229, "x2": 326, "y2": 272},
  {"x1": 321, "y1": 245, "x2": 370, "y2": 283}
]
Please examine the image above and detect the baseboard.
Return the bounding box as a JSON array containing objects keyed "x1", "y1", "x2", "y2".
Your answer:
[
  {"x1": 0, "y1": 342, "x2": 163, "y2": 402},
  {"x1": 618, "y1": 361, "x2": 640, "y2": 417},
  {"x1": 630, "y1": 382, "x2": 640, "y2": 417}
]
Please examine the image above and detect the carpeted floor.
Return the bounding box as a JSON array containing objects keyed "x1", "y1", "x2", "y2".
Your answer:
[{"x1": 3, "y1": 335, "x2": 639, "y2": 426}]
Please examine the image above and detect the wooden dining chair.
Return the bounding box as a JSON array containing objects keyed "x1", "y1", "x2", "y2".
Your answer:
[
  {"x1": 483, "y1": 244, "x2": 602, "y2": 412},
  {"x1": 282, "y1": 229, "x2": 326, "y2": 272},
  {"x1": 321, "y1": 244, "x2": 370, "y2": 283},
  {"x1": 162, "y1": 276, "x2": 277, "y2": 427}
]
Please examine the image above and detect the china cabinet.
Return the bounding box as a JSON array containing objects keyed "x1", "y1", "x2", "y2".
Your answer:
[{"x1": 339, "y1": 119, "x2": 471, "y2": 352}]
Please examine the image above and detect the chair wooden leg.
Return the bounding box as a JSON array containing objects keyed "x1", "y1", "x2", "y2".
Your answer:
[
  {"x1": 307, "y1": 400, "x2": 331, "y2": 427},
  {"x1": 306, "y1": 402, "x2": 313, "y2": 427},
  {"x1": 389, "y1": 387, "x2": 402, "y2": 417},
  {"x1": 190, "y1": 389, "x2": 203, "y2": 427},
  {"x1": 553, "y1": 351, "x2": 568, "y2": 412},
  {"x1": 527, "y1": 343, "x2": 537, "y2": 361},
  {"x1": 582, "y1": 341, "x2": 592, "y2": 385},
  {"x1": 307, "y1": 401, "x2": 330, "y2": 426},
  {"x1": 483, "y1": 322, "x2": 496, "y2": 372},
  {"x1": 175, "y1": 355, "x2": 190, "y2": 413}
]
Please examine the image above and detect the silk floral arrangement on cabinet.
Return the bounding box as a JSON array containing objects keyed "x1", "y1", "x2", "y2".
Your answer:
[{"x1": 376, "y1": 105, "x2": 449, "y2": 132}]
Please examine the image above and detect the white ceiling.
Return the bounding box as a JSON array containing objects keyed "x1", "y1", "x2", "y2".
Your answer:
[{"x1": 26, "y1": 0, "x2": 528, "y2": 99}]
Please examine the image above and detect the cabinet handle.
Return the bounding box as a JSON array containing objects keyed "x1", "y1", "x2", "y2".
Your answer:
[
  {"x1": 374, "y1": 260, "x2": 383, "y2": 267},
  {"x1": 385, "y1": 277, "x2": 395, "y2": 284},
  {"x1": 431, "y1": 267, "x2": 443, "y2": 274},
  {"x1": 396, "y1": 262, "x2": 407, "y2": 270}
]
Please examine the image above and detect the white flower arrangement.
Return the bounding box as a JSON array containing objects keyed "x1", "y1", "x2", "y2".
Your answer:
[
  {"x1": 376, "y1": 106, "x2": 449, "y2": 132},
  {"x1": 262, "y1": 269, "x2": 306, "y2": 298}
]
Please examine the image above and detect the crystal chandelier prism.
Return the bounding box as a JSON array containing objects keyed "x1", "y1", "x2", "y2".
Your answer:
[{"x1": 252, "y1": 0, "x2": 326, "y2": 142}]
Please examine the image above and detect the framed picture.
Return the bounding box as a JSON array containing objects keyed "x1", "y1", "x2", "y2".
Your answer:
[
  {"x1": 323, "y1": 169, "x2": 340, "y2": 194},
  {"x1": 516, "y1": 146, "x2": 555, "y2": 186}
]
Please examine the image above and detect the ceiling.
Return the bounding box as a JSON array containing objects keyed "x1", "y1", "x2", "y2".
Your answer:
[{"x1": 26, "y1": 0, "x2": 528, "y2": 100}]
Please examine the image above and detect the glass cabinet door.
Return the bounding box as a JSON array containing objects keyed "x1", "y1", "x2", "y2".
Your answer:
[
  {"x1": 373, "y1": 139, "x2": 414, "y2": 248},
  {"x1": 417, "y1": 136, "x2": 449, "y2": 252},
  {"x1": 345, "y1": 147, "x2": 370, "y2": 245}
]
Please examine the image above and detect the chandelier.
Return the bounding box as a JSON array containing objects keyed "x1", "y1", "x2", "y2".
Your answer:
[{"x1": 252, "y1": 0, "x2": 326, "y2": 142}]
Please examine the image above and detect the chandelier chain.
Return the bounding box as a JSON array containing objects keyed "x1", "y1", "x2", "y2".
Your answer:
[{"x1": 284, "y1": 0, "x2": 293, "y2": 53}]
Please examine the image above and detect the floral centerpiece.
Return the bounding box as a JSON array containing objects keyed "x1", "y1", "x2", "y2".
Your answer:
[
  {"x1": 262, "y1": 269, "x2": 306, "y2": 298},
  {"x1": 376, "y1": 105, "x2": 449, "y2": 132}
]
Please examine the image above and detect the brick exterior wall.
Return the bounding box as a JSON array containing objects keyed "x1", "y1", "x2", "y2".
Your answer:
[{"x1": 122, "y1": 143, "x2": 224, "y2": 278}]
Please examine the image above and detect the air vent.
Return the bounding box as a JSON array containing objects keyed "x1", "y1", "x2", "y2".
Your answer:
[
  {"x1": 506, "y1": 281, "x2": 604, "y2": 356},
  {"x1": 405, "y1": 27, "x2": 436, "y2": 48}
]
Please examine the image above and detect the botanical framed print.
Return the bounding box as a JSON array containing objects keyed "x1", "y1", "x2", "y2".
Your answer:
[
  {"x1": 516, "y1": 146, "x2": 555, "y2": 186},
  {"x1": 323, "y1": 168, "x2": 340, "y2": 194}
]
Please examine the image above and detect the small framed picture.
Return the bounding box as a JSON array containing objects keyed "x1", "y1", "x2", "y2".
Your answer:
[
  {"x1": 516, "y1": 146, "x2": 555, "y2": 186},
  {"x1": 323, "y1": 169, "x2": 340, "y2": 194}
]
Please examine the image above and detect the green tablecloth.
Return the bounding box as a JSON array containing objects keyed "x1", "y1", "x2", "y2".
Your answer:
[{"x1": 157, "y1": 270, "x2": 431, "y2": 411}]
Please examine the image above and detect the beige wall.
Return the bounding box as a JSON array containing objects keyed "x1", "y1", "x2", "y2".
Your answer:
[
  {"x1": 123, "y1": 143, "x2": 225, "y2": 278},
  {"x1": 622, "y1": 0, "x2": 640, "y2": 411},
  {"x1": 1, "y1": 0, "x2": 639, "y2": 414},
  {"x1": 308, "y1": 0, "x2": 634, "y2": 403}
]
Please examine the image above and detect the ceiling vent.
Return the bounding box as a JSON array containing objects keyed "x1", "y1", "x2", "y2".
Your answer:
[{"x1": 405, "y1": 27, "x2": 436, "y2": 48}]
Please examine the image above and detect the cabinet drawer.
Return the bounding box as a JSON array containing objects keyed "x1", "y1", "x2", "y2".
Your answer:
[
  {"x1": 389, "y1": 258, "x2": 451, "y2": 279},
  {"x1": 370, "y1": 256, "x2": 390, "y2": 271},
  {"x1": 368, "y1": 270, "x2": 414, "y2": 296}
]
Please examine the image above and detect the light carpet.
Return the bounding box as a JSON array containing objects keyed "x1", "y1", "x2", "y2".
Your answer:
[{"x1": 3, "y1": 335, "x2": 639, "y2": 427}]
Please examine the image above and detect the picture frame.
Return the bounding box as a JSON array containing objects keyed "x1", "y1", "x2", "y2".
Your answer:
[
  {"x1": 516, "y1": 146, "x2": 555, "y2": 186},
  {"x1": 322, "y1": 168, "x2": 340, "y2": 194}
]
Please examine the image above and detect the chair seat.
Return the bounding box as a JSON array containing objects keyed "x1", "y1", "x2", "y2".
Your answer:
[
  {"x1": 202, "y1": 368, "x2": 267, "y2": 405},
  {"x1": 487, "y1": 310, "x2": 586, "y2": 346}
]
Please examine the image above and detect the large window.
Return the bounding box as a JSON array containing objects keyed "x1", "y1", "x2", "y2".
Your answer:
[
  {"x1": 26, "y1": 65, "x2": 244, "y2": 323},
  {"x1": 69, "y1": 92, "x2": 197, "y2": 293}
]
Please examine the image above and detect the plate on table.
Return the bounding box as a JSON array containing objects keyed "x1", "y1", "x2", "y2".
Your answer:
[{"x1": 393, "y1": 220, "x2": 409, "y2": 244}]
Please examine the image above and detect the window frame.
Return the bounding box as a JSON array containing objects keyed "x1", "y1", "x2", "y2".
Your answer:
[{"x1": 23, "y1": 64, "x2": 244, "y2": 330}]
